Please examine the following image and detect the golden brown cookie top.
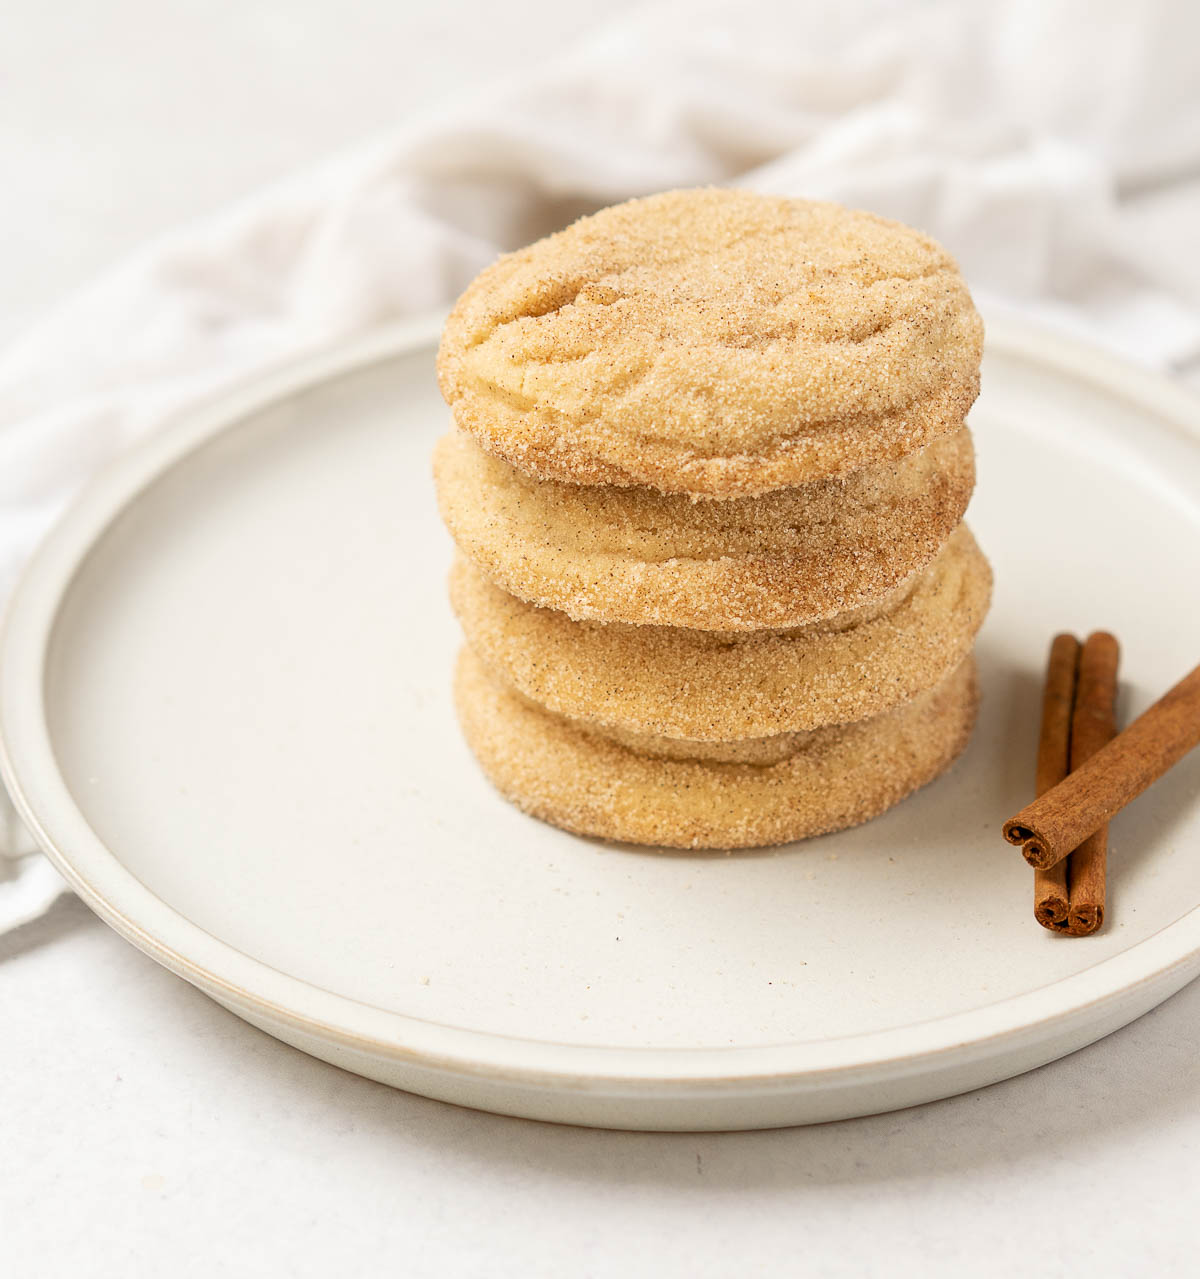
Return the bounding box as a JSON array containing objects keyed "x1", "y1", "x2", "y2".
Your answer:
[{"x1": 437, "y1": 188, "x2": 983, "y2": 498}]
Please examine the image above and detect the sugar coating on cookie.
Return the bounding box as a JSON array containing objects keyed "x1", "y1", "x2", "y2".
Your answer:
[
  {"x1": 434, "y1": 427, "x2": 975, "y2": 630},
  {"x1": 455, "y1": 649, "x2": 980, "y2": 849},
  {"x1": 451, "y1": 524, "x2": 991, "y2": 740},
  {"x1": 437, "y1": 188, "x2": 983, "y2": 498}
]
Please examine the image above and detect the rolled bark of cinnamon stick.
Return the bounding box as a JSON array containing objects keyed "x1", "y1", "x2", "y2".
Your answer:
[
  {"x1": 1005, "y1": 659, "x2": 1200, "y2": 870},
  {"x1": 1033, "y1": 634, "x2": 1079, "y2": 930},
  {"x1": 1066, "y1": 633, "x2": 1120, "y2": 935}
]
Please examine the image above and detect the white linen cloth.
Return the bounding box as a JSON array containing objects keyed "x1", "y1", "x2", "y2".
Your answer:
[{"x1": 3, "y1": 0, "x2": 1200, "y2": 924}]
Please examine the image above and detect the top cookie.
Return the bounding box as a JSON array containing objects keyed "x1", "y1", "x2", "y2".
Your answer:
[{"x1": 437, "y1": 188, "x2": 983, "y2": 499}]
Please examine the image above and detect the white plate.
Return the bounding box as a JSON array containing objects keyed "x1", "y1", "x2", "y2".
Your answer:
[{"x1": 3, "y1": 315, "x2": 1200, "y2": 1131}]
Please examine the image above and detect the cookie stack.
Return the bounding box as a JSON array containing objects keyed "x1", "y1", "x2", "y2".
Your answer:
[{"x1": 434, "y1": 189, "x2": 990, "y2": 849}]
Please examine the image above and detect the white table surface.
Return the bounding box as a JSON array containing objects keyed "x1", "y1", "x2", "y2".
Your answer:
[{"x1": 3, "y1": 5, "x2": 1200, "y2": 1275}]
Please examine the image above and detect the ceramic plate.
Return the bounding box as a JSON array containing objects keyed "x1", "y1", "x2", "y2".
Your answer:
[{"x1": 3, "y1": 315, "x2": 1200, "y2": 1131}]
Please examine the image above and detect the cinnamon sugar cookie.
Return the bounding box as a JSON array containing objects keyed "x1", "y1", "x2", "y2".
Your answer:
[
  {"x1": 434, "y1": 427, "x2": 974, "y2": 630},
  {"x1": 454, "y1": 649, "x2": 980, "y2": 849},
  {"x1": 451, "y1": 524, "x2": 991, "y2": 741},
  {"x1": 437, "y1": 188, "x2": 983, "y2": 499}
]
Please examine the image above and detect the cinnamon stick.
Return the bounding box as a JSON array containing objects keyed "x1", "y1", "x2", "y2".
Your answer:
[
  {"x1": 1065, "y1": 633, "x2": 1120, "y2": 935},
  {"x1": 1004, "y1": 658, "x2": 1200, "y2": 871},
  {"x1": 1033, "y1": 634, "x2": 1079, "y2": 931}
]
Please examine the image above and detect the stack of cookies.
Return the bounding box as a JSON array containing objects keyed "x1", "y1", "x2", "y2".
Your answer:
[{"x1": 434, "y1": 189, "x2": 990, "y2": 849}]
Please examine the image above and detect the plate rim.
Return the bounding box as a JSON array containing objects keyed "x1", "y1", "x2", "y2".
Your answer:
[{"x1": 4, "y1": 311, "x2": 1200, "y2": 1094}]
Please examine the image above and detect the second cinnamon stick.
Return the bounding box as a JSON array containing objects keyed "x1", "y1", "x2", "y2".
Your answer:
[
  {"x1": 1065, "y1": 633, "x2": 1120, "y2": 935},
  {"x1": 1033, "y1": 634, "x2": 1079, "y2": 930},
  {"x1": 1004, "y1": 659, "x2": 1200, "y2": 870}
]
